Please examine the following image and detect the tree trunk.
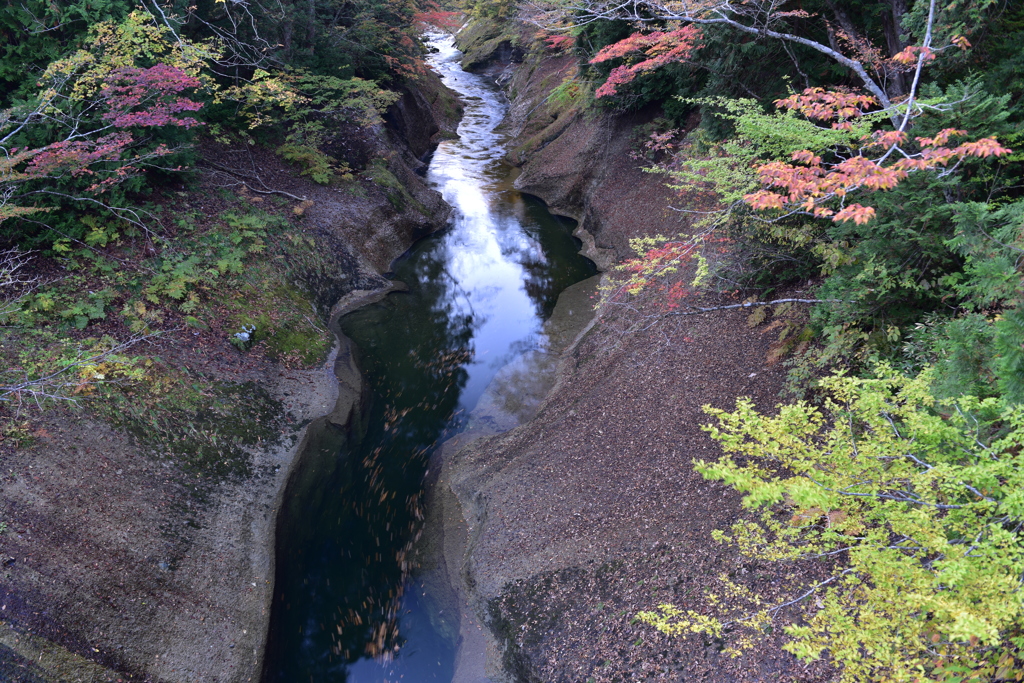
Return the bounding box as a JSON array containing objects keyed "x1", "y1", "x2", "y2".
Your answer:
[
  {"x1": 880, "y1": 0, "x2": 909, "y2": 96},
  {"x1": 827, "y1": 0, "x2": 911, "y2": 101},
  {"x1": 306, "y1": 0, "x2": 316, "y2": 49},
  {"x1": 825, "y1": 0, "x2": 865, "y2": 46},
  {"x1": 282, "y1": 17, "x2": 293, "y2": 60}
]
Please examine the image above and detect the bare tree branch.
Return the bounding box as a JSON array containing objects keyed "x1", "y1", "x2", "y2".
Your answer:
[
  {"x1": 529, "y1": 0, "x2": 898, "y2": 115},
  {"x1": 663, "y1": 297, "x2": 844, "y2": 317},
  {"x1": 199, "y1": 159, "x2": 309, "y2": 201},
  {"x1": 1, "y1": 334, "x2": 160, "y2": 411},
  {"x1": 527, "y1": 0, "x2": 954, "y2": 128},
  {"x1": 0, "y1": 247, "x2": 42, "y2": 319}
]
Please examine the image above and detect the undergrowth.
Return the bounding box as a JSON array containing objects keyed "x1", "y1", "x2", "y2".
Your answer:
[{"x1": 0, "y1": 187, "x2": 340, "y2": 482}]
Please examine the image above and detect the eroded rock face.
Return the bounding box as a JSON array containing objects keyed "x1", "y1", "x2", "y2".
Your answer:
[
  {"x1": 454, "y1": 19, "x2": 526, "y2": 74},
  {"x1": 0, "y1": 368, "x2": 340, "y2": 683},
  {"x1": 306, "y1": 70, "x2": 462, "y2": 274},
  {"x1": 505, "y1": 73, "x2": 695, "y2": 266},
  {"x1": 0, "y1": 75, "x2": 461, "y2": 683},
  {"x1": 513, "y1": 110, "x2": 686, "y2": 261}
]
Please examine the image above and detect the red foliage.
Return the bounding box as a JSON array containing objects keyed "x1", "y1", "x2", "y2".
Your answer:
[
  {"x1": 413, "y1": 10, "x2": 462, "y2": 33},
  {"x1": 832, "y1": 203, "x2": 876, "y2": 225},
  {"x1": 891, "y1": 44, "x2": 936, "y2": 66},
  {"x1": 25, "y1": 132, "x2": 135, "y2": 179},
  {"x1": 15, "y1": 62, "x2": 205, "y2": 196},
  {"x1": 543, "y1": 34, "x2": 576, "y2": 52},
  {"x1": 101, "y1": 65, "x2": 203, "y2": 129},
  {"x1": 612, "y1": 233, "x2": 733, "y2": 305},
  {"x1": 774, "y1": 87, "x2": 876, "y2": 127},
  {"x1": 743, "y1": 89, "x2": 1012, "y2": 224},
  {"x1": 589, "y1": 27, "x2": 703, "y2": 98}
]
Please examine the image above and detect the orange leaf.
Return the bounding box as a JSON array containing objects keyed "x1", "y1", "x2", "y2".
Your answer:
[
  {"x1": 743, "y1": 191, "x2": 786, "y2": 210},
  {"x1": 833, "y1": 204, "x2": 876, "y2": 225}
]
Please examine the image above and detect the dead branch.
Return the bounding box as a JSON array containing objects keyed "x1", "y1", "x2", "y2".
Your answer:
[
  {"x1": 199, "y1": 160, "x2": 308, "y2": 201},
  {"x1": 0, "y1": 333, "x2": 160, "y2": 412},
  {"x1": 664, "y1": 297, "x2": 844, "y2": 316},
  {"x1": 0, "y1": 247, "x2": 42, "y2": 319}
]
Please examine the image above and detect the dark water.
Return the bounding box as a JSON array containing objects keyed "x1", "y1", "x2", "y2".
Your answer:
[{"x1": 262, "y1": 35, "x2": 596, "y2": 683}]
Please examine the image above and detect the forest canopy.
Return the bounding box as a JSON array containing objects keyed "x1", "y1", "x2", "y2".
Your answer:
[
  {"x1": 0, "y1": 0, "x2": 446, "y2": 420},
  {"x1": 523, "y1": 0, "x2": 1024, "y2": 405},
  {"x1": 0, "y1": 0, "x2": 436, "y2": 247}
]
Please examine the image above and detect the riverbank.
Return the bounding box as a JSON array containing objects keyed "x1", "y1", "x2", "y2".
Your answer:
[
  {"x1": 434, "y1": 20, "x2": 835, "y2": 682},
  {"x1": 0, "y1": 70, "x2": 461, "y2": 683}
]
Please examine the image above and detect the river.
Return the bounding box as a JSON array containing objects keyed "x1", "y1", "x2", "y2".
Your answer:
[{"x1": 262, "y1": 34, "x2": 597, "y2": 682}]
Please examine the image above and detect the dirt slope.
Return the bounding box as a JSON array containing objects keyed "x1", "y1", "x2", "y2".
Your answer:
[{"x1": 443, "y1": 289, "x2": 832, "y2": 682}]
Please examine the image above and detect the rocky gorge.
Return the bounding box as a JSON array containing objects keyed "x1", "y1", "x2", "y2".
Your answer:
[{"x1": 0, "y1": 20, "x2": 830, "y2": 683}]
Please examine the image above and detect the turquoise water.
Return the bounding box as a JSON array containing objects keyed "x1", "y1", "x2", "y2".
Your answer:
[{"x1": 262, "y1": 35, "x2": 596, "y2": 683}]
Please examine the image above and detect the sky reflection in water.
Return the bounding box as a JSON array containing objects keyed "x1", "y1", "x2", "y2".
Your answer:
[{"x1": 262, "y1": 35, "x2": 595, "y2": 683}]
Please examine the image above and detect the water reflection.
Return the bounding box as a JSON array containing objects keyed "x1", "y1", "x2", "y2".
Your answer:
[{"x1": 262, "y1": 34, "x2": 595, "y2": 683}]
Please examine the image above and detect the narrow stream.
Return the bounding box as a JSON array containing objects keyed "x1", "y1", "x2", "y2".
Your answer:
[{"x1": 262, "y1": 35, "x2": 596, "y2": 682}]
